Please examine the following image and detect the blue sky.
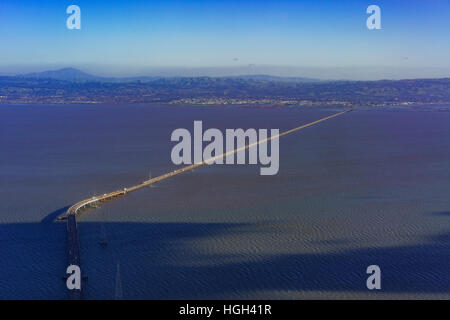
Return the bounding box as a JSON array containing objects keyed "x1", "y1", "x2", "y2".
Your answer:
[{"x1": 0, "y1": 0, "x2": 449, "y2": 78}]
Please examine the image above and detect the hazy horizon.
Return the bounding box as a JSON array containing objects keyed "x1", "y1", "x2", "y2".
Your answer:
[
  {"x1": 1, "y1": 0, "x2": 449, "y2": 80},
  {"x1": 1, "y1": 64, "x2": 450, "y2": 81}
]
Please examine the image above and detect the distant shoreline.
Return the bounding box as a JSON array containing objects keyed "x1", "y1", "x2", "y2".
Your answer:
[
  {"x1": 1, "y1": 102, "x2": 449, "y2": 111},
  {"x1": 1, "y1": 76, "x2": 448, "y2": 107}
]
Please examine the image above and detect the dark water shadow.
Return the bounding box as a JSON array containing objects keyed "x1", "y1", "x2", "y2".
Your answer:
[
  {"x1": 78, "y1": 222, "x2": 450, "y2": 299},
  {"x1": 0, "y1": 220, "x2": 67, "y2": 299},
  {"x1": 1, "y1": 210, "x2": 449, "y2": 299},
  {"x1": 40, "y1": 206, "x2": 70, "y2": 224},
  {"x1": 432, "y1": 211, "x2": 450, "y2": 217}
]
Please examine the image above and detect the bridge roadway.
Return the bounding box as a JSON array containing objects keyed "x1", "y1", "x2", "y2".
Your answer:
[
  {"x1": 65, "y1": 108, "x2": 352, "y2": 217},
  {"x1": 62, "y1": 108, "x2": 352, "y2": 299}
]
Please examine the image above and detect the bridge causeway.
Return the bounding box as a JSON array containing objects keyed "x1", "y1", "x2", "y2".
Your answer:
[{"x1": 62, "y1": 108, "x2": 352, "y2": 299}]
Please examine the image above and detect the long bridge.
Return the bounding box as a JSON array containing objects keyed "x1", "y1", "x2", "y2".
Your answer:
[
  {"x1": 64, "y1": 108, "x2": 352, "y2": 217},
  {"x1": 62, "y1": 108, "x2": 352, "y2": 299}
]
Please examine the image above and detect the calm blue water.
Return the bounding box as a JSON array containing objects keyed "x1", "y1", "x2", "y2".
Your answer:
[{"x1": 1, "y1": 104, "x2": 449, "y2": 299}]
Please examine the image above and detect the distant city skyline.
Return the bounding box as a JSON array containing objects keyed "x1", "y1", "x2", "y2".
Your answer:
[{"x1": 1, "y1": 0, "x2": 449, "y2": 80}]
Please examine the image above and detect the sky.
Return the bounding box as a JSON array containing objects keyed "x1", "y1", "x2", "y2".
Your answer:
[{"x1": 0, "y1": 0, "x2": 449, "y2": 79}]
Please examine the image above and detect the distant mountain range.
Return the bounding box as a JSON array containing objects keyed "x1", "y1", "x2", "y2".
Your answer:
[
  {"x1": 18, "y1": 68, "x2": 319, "y2": 83},
  {"x1": 21, "y1": 68, "x2": 99, "y2": 81},
  {"x1": 222, "y1": 74, "x2": 319, "y2": 83},
  {"x1": 19, "y1": 67, "x2": 163, "y2": 82}
]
